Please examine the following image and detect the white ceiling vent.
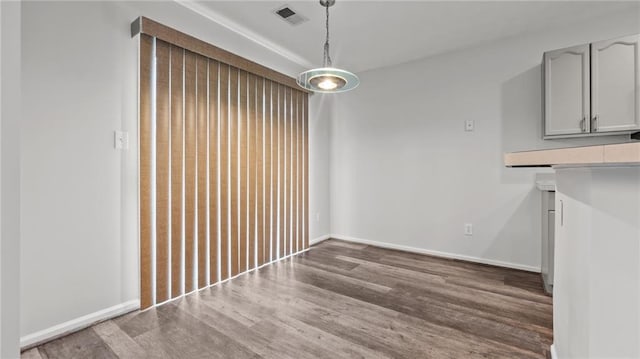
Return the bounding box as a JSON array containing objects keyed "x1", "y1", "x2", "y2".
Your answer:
[{"x1": 274, "y1": 5, "x2": 308, "y2": 26}]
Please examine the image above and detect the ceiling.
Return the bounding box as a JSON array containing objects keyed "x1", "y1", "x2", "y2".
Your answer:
[{"x1": 186, "y1": 1, "x2": 640, "y2": 73}]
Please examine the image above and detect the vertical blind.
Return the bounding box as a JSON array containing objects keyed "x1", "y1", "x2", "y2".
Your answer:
[{"x1": 139, "y1": 33, "x2": 309, "y2": 309}]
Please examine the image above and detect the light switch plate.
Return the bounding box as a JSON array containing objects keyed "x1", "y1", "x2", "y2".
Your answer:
[
  {"x1": 115, "y1": 131, "x2": 129, "y2": 150},
  {"x1": 465, "y1": 120, "x2": 474, "y2": 132},
  {"x1": 464, "y1": 223, "x2": 473, "y2": 236}
]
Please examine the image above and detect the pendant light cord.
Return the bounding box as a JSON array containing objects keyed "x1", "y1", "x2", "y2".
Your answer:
[{"x1": 323, "y1": 2, "x2": 332, "y2": 67}]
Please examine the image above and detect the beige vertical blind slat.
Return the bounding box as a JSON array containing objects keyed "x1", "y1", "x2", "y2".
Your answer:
[
  {"x1": 270, "y1": 82, "x2": 278, "y2": 262},
  {"x1": 140, "y1": 34, "x2": 153, "y2": 310},
  {"x1": 285, "y1": 87, "x2": 292, "y2": 256},
  {"x1": 292, "y1": 90, "x2": 298, "y2": 254},
  {"x1": 219, "y1": 64, "x2": 230, "y2": 281},
  {"x1": 209, "y1": 60, "x2": 219, "y2": 285},
  {"x1": 230, "y1": 67, "x2": 240, "y2": 277},
  {"x1": 265, "y1": 81, "x2": 274, "y2": 263},
  {"x1": 170, "y1": 45, "x2": 184, "y2": 298},
  {"x1": 196, "y1": 55, "x2": 208, "y2": 289},
  {"x1": 257, "y1": 77, "x2": 265, "y2": 266},
  {"x1": 248, "y1": 74, "x2": 257, "y2": 269},
  {"x1": 155, "y1": 40, "x2": 171, "y2": 304},
  {"x1": 184, "y1": 50, "x2": 197, "y2": 293},
  {"x1": 296, "y1": 92, "x2": 304, "y2": 251},
  {"x1": 278, "y1": 84, "x2": 286, "y2": 259},
  {"x1": 139, "y1": 32, "x2": 308, "y2": 308},
  {"x1": 303, "y1": 94, "x2": 309, "y2": 249},
  {"x1": 239, "y1": 70, "x2": 248, "y2": 273}
]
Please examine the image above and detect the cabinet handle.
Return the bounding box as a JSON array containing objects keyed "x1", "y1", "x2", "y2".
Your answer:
[
  {"x1": 560, "y1": 200, "x2": 564, "y2": 227},
  {"x1": 580, "y1": 117, "x2": 587, "y2": 132},
  {"x1": 592, "y1": 115, "x2": 598, "y2": 132}
]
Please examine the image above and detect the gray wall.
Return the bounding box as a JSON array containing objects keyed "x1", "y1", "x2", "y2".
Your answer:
[
  {"x1": 1, "y1": 1, "x2": 22, "y2": 357},
  {"x1": 329, "y1": 7, "x2": 640, "y2": 270}
]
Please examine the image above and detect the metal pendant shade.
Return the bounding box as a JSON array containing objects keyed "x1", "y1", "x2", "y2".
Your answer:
[{"x1": 297, "y1": 0, "x2": 359, "y2": 93}]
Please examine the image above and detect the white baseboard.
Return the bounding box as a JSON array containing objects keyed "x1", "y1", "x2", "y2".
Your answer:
[
  {"x1": 310, "y1": 234, "x2": 331, "y2": 246},
  {"x1": 550, "y1": 344, "x2": 558, "y2": 359},
  {"x1": 329, "y1": 234, "x2": 541, "y2": 273},
  {"x1": 20, "y1": 300, "x2": 140, "y2": 350}
]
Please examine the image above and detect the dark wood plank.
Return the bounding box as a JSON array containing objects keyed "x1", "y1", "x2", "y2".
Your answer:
[
  {"x1": 112, "y1": 308, "x2": 164, "y2": 340},
  {"x1": 92, "y1": 321, "x2": 147, "y2": 358},
  {"x1": 295, "y1": 250, "x2": 360, "y2": 272},
  {"x1": 20, "y1": 348, "x2": 43, "y2": 359},
  {"x1": 133, "y1": 303, "x2": 259, "y2": 359},
  {"x1": 176, "y1": 296, "x2": 286, "y2": 358},
  {"x1": 37, "y1": 328, "x2": 118, "y2": 359}
]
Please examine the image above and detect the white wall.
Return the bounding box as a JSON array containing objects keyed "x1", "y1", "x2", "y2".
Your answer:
[
  {"x1": 553, "y1": 166, "x2": 640, "y2": 358},
  {"x1": 330, "y1": 8, "x2": 640, "y2": 270},
  {"x1": 20, "y1": 0, "x2": 330, "y2": 342},
  {"x1": 309, "y1": 94, "x2": 332, "y2": 240},
  {"x1": 1, "y1": 1, "x2": 22, "y2": 357}
]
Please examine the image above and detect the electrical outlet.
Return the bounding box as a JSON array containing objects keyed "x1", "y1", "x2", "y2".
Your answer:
[
  {"x1": 315, "y1": 213, "x2": 320, "y2": 222},
  {"x1": 465, "y1": 120, "x2": 474, "y2": 132},
  {"x1": 464, "y1": 223, "x2": 473, "y2": 236}
]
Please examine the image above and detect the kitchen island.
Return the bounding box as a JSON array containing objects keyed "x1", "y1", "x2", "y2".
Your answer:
[{"x1": 505, "y1": 143, "x2": 640, "y2": 359}]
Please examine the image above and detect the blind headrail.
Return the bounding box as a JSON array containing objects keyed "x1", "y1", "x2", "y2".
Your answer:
[{"x1": 131, "y1": 16, "x2": 310, "y2": 93}]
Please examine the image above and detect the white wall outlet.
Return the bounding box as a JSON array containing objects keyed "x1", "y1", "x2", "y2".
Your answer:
[
  {"x1": 464, "y1": 223, "x2": 473, "y2": 236},
  {"x1": 114, "y1": 131, "x2": 129, "y2": 150},
  {"x1": 465, "y1": 120, "x2": 474, "y2": 132},
  {"x1": 316, "y1": 213, "x2": 320, "y2": 222}
]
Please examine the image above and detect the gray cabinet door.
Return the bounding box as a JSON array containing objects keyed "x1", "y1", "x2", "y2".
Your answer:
[
  {"x1": 591, "y1": 34, "x2": 640, "y2": 133},
  {"x1": 544, "y1": 44, "x2": 591, "y2": 137}
]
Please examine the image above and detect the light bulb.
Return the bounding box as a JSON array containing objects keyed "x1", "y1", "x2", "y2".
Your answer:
[
  {"x1": 318, "y1": 78, "x2": 338, "y2": 90},
  {"x1": 301, "y1": 72, "x2": 353, "y2": 92}
]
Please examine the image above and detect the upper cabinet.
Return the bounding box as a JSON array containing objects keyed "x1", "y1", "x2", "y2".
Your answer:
[
  {"x1": 544, "y1": 45, "x2": 591, "y2": 136},
  {"x1": 591, "y1": 35, "x2": 640, "y2": 134},
  {"x1": 544, "y1": 34, "x2": 640, "y2": 139}
]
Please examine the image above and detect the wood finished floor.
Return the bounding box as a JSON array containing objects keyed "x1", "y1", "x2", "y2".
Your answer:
[{"x1": 23, "y1": 239, "x2": 553, "y2": 359}]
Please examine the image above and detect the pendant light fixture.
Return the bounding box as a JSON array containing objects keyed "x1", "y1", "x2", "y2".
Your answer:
[{"x1": 297, "y1": 0, "x2": 359, "y2": 93}]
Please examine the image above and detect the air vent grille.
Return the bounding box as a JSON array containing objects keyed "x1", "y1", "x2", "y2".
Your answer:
[
  {"x1": 276, "y1": 7, "x2": 296, "y2": 18},
  {"x1": 274, "y1": 5, "x2": 308, "y2": 26}
]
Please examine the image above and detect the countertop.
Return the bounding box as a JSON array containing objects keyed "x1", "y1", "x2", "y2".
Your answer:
[{"x1": 504, "y1": 142, "x2": 640, "y2": 167}]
